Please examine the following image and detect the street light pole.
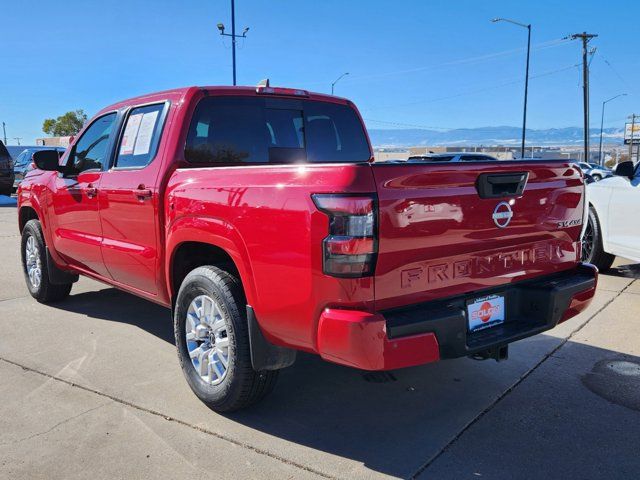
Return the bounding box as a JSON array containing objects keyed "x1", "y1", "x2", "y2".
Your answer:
[
  {"x1": 598, "y1": 93, "x2": 627, "y2": 165},
  {"x1": 217, "y1": 0, "x2": 249, "y2": 86},
  {"x1": 492, "y1": 18, "x2": 531, "y2": 159},
  {"x1": 1, "y1": 122, "x2": 6, "y2": 145},
  {"x1": 231, "y1": 0, "x2": 236, "y2": 86},
  {"x1": 331, "y1": 72, "x2": 349, "y2": 95}
]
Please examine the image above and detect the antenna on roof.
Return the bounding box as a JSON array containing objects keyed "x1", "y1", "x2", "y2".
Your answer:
[{"x1": 257, "y1": 78, "x2": 270, "y2": 88}]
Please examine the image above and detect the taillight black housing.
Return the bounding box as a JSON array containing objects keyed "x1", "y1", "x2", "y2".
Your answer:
[{"x1": 312, "y1": 193, "x2": 377, "y2": 278}]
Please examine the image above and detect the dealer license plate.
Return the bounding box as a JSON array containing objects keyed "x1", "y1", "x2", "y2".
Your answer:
[{"x1": 467, "y1": 294, "x2": 505, "y2": 333}]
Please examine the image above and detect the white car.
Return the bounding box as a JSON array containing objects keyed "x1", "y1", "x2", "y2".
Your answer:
[{"x1": 583, "y1": 161, "x2": 640, "y2": 271}]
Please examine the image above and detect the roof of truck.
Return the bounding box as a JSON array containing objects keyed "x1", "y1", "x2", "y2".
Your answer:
[{"x1": 98, "y1": 85, "x2": 347, "y2": 115}]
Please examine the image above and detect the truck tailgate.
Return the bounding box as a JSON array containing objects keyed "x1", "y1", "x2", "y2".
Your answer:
[{"x1": 371, "y1": 161, "x2": 585, "y2": 310}]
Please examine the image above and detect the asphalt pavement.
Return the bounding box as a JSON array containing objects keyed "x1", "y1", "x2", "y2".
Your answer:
[{"x1": 0, "y1": 203, "x2": 638, "y2": 479}]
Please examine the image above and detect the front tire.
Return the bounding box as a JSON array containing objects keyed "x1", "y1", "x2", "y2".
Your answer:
[
  {"x1": 174, "y1": 266, "x2": 278, "y2": 412},
  {"x1": 582, "y1": 207, "x2": 615, "y2": 272},
  {"x1": 591, "y1": 174, "x2": 602, "y2": 181},
  {"x1": 21, "y1": 219, "x2": 72, "y2": 303}
]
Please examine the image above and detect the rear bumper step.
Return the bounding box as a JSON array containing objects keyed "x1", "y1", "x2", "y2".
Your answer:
[{"x1": 317, "y1": 264, "x2": 597, "y2": 370}]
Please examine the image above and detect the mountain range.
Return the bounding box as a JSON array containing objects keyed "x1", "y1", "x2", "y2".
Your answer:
[{"x1": 368, "y1": 126, "x2": 625, "y2": 148}]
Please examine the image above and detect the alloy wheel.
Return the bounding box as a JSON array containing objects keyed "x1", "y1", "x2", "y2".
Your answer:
[
  {"x1": 185, "y1": 295, "x2": 230, "y2": 385},
  {"x1": 582, "y1": 217, "x2": 594, "y2": 262},
  {"x1": 25, "y1": 235, "x2": 42, "y2": 289}
]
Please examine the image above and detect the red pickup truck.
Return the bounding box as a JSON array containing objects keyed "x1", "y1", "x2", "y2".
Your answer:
[{"x1": 18, "y1": 85, "x2": 597, "y2": 411}]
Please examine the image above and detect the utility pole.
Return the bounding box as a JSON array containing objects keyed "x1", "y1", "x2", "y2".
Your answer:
[
  {"x1": 568, "y1": 32, "x2": 598, "y2": 163},
  {"x1": 1, "y1": 122, "x2": 6, "y2": 145},
  {"x1": 217, "y1": 0, "x2": 249, "y2": 86},
  {"x1": 628, "y1": 114, "x2": 639, "y2": 163},
  {"x1": 13, "y1": 137, "x2": 22, "y2": 146}
]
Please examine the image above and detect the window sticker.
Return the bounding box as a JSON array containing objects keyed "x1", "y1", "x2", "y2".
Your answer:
[
  {"x1": 120, "y1": 113, "x2": 143, "y2": 155},
  {"x1": 133, "y1": 111, "x2": 159, "y2": 156}
]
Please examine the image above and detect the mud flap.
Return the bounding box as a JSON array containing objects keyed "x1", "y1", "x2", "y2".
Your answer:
[
  {"x1": 247, "y1": 305, "x2": 296, "y2": 371},
  {"x1": 46, "y1": 247, "x2": 79, "y2": 285}
]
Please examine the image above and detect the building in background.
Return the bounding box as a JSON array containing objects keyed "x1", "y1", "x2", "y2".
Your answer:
[{"x1": 35, "y1": 136, "x2": 71, "y2": 147}]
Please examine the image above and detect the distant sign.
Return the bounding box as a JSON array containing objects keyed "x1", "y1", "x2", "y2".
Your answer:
[{"x1": 624, "y1": 123, "x2": 640, "y2": 144}]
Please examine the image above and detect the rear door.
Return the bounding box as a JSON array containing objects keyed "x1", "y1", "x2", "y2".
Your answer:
[
  {"x1": 97, "y1": 102, "x2": 169, "y2": 295},
  {"x1": 50, "y1": 113, "x2": 117, "y2": 276},
  {"x1": 371, "y1": 161, "x2": 585, "y2": 310}
]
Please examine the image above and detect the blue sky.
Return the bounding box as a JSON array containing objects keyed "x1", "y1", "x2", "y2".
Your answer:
[{"x1": 1, "y1": 0, "x2": 638, "y2": 144}]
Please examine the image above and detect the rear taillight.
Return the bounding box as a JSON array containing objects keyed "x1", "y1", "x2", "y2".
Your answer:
[{"x1": 312, "y1": 194, "x2": 377, "y2": 278}]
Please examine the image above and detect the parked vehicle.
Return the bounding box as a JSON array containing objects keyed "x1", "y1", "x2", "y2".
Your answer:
[
  {"x1": 18, "y1": 85, "x2": 597, "y2": 411},
  {"x1": 586, "y1": 164, "x2": 612, "y2": 181},
  {"x1": 583, "y1": 161, "x2": 640, "y2": 271},
  {"x1": 13, "y1": 147, "x2": 66, "y2": 191},
  {"x1": 0, "y1": 142, "x2": 15, "y2": 196},
  {"x1": 407, "y1": 152, "x2": 498, "y2": 162},
  {"x1": 575, "y1": 162, "x2": 612, "y2": 182}
]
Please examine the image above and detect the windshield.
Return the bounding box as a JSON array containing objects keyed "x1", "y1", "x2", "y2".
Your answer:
[{"x1": 185, "y1": 96, "x2": 371, "y2": 164}]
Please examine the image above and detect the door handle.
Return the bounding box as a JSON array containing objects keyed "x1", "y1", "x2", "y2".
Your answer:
[
  {"x1": 84, "y1": 185, "x2": 97, "y2": 198},
  {"x1": 134, "y1": 187, "x2": 153, "y2": 200}
]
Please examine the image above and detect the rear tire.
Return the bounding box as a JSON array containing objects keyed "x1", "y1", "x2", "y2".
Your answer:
[
  {"x1": 582, "y1": 207, "x2": 615, "y2": 272},
  {"x1": 21, "y1": 219, "x2": 73, "y2": 303},
  {"x1": 591, "y1": 174, "x2": 602, "y2": 182},
  {"x1": 174, "y1": 266, "x2": 278, "y2": 412}
]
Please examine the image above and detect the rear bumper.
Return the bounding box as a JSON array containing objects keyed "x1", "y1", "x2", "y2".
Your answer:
[{"x1": 317, "y1": 264, "x2": 597, "y2": 370}]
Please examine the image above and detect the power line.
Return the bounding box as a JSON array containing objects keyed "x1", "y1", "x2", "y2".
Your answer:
[
  {"x1": 367, "y1": 63, "x2": 579, "y2": 110},
  {"x1": 598, "y1": 52, "x2": 630, "y2": 88},
  {"x1": 352, "y1": 38, "x2": 571, "y2": 83},
  {"x1": 302, "y1": 37, "x2": 572, "y2": 88}
]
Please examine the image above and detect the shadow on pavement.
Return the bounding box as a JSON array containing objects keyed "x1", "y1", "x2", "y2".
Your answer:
[
  {"x1": 226, "y1": 342, "x2": 640, "y2": 478},
  {"x1": 608, "y1": 262, "x2": 640, "y2": 279},
  {"x1": 45, "y1": 282, "x2": 640, "y2": 478},
  {"x1": 50, "y1": 287, "x2": 174, "y2": 344}
]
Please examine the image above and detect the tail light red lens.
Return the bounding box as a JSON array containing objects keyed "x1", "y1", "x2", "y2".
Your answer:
[{"x1": 312, "y1": 194, "x2": 377, "y2": 278}]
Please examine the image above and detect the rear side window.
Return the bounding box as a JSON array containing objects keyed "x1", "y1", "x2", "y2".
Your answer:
[
  {"x1": 185, "y1": 96, "x2": 371, "y2": 164},
  {"x1": 115, "y1": 103, "x2": 166, "y2": 169}
]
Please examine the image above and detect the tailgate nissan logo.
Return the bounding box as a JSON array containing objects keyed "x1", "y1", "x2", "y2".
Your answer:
[{"x1": 492, "y1": 201, "x2": 513, "y2": 228}]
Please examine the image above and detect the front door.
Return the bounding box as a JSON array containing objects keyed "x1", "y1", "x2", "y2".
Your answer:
[
  {"x1": 98, "y1": 102, "x2": 168, "y2": 295},
  {"x1": 49, "y1": 113, "x2": 117, "y2": 277},
  {"x1": 608, "y1": 163, "x2": 640, "y2": 260}
]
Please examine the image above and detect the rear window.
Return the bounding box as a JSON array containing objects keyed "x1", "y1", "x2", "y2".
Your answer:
[{"x1": 184, "y1": 96, "x2": 371, "y2": 164}]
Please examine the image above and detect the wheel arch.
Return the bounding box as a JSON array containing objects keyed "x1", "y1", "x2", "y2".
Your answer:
[
  {"x1": 588, "y1": 201, "x2": 611, "y2": 254},
  {"x1": 165, "y1": 218, "x2": 257, "y2": 308},
  {"x1": 18, "y1": 205, "x2": 39, "y2": 232}
]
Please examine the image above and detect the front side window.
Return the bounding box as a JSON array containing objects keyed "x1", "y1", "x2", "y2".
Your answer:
[
  {"x1": 185, "y1": 96, "x2": 370, "y2": 165},
  {"x1": 68, "y1": 113, "x2": 116, "y2": 174},
  {"x1": 115, "y1": 103, "x2": 165, "y2": 168}
]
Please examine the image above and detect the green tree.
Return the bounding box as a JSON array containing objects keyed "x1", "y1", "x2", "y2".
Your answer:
[{"x1": 42, "y1": 110, "x2": 87, "y2": 136}]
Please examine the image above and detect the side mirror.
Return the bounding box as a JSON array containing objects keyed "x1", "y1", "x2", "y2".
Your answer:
[
  {"x1": 614, "y1": 161, "x2": 635, "y2": 179},
  {"x1": 33, "y1": 150, "x2": 63, "y2": 172}
]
